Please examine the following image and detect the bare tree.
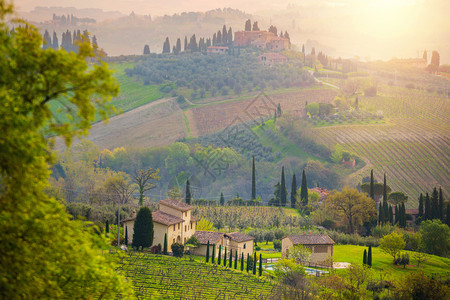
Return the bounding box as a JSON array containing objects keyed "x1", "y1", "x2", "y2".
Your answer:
[{"x1": 133, "y1": 168, "x2": 160, "y2": 206}]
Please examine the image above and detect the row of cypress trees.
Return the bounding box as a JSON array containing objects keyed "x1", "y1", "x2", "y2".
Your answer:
[
  {"x1": 418, "y1": 187, "x2": 447, "y2": 224},
  {"x1": 362, "y1": 246, "x2": 372, "y2": 267},
  {"x1": 205, "y1": 243, "x2": 263, "y2": 276}
]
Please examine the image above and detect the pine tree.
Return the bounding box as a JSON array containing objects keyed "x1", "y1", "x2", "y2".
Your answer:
[
  {"x1": 218, "y1": 245, "x2": 222, "y2": 265},
  {"x1": 291, "y1": 173, "x2": 297, "y2": 209},
  {"x1": 246, "y1": 253, "x2": 250, "y2": 272},
  {"x1": 241, "y1": 253, "x2": 244, "y2": 271},
  {"x1": 363, "y1": 249, "x2": 367, "y2": 265},
  {"x1": 163, "y1": 233, "x2": 168, "y2": 255},
  {"x1": 251, "y1": 156, "x2": 256, "y2": 200},
  {"x1": 280, "y1": 166, "x2": 286, "y2": 207},
  {"x1": 185, "y1": 180, "x2": 191, "y2": 205},
  {"x1": 368, "y1": 246, "x2": 372, "y2": 267},
  {"x1": 229, "y1": 249, "x2": 233, "y2": 268},
  {"x1": 132, "y1": 207, "x2": 154, "y2": 250},
  {"x1": 425, "y1": 193, "x2": 431, "y2": 220},
  {"x1": 234, "y1": 251, "x2": 238, "y2": 269},
  {"x1": 105, "y1": 220, "x2": 109, "y2": 236},
  {"x1": 370, "y1": 170, "x2": 375, "y2": 200},
  {"x1": 253, "y1": 252, "x2": 257, "y2": 275},
  {"x1": 143, "y1": 45, "x2": 150, "y2": 55},
  {"x1": 212, "y1": 244, "x2": 215, "y2": 263},
  {"x1": 431, "y1": 187, "x2": 439, "y2": 220},
  {"x1": 438, "y1": 187, "x2": 444, "y2": 221},
  {"x1": 220, "y1": 192, "x2": 225, "y2": 206},
  {"x1": 124, "y1": 227, "x2": 128, "y2": 246},
  {"x1": 259, "y1": 254, "x2": 263, "y2": 276},
  {"x1": 418, "y1": 193, "x2": 424, "y2": 218},
  {"x1": 300, "y1": 169, "x2": 308, "y2": 205},
  {"x1": 206, "y1": 241, "x2": 210, "y2": 263},
  {"x1": 223, "y1": 247, "x2": 227, "y2": 266}
]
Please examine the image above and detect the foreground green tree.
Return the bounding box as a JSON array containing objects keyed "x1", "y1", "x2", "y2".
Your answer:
[
  {"x1": 379, "y1": 231, "x2": 405, "y2": 263},
  {"x1": 132, "y1": 207, "x2": 154, "y2": 250},
  {"x1": 0, "y1": 2, "x2": 133, "y2": 298},
  {"x1": 419, "y1": 220, "x2": 450, "y2": 257},
  {"x1": 133, "y1": 168, "x2": 160, "y2": 206}
]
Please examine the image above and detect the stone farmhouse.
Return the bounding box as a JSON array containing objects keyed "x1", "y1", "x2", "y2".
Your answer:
[
  {"x1": 122, "y1": 199, "x2": 197, "y2": 250},
  {"x1": 281, "y1": 235, "x2": 335, "y2": 265},
  {"x1": 193, "y1": 231, "x2": 255, "y2": 258},
  {"x1": 234, "y1": 30, "x2": 290, "y2": 51}
]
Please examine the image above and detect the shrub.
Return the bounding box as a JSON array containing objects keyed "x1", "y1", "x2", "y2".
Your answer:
[
  {"x1": 273, "y1": 239, "x2": 282, "y2": 251},
  {"x1": 171, "y1": 243, "x2": 184, "y2": 257}
]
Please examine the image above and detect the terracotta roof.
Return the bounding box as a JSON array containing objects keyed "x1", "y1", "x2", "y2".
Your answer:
[
  {"x1": 152, "y1": 211, "x2": 184, "y2": 226},
  {"x1": 159, "y1": 198, "x2": 193, "y2": 212},
  {"x1": 193, "y1": 231, "x2": 224, "y2": 245},
  {"x1": 122, "y1": 210, "x2": 184, "y2": 225},
  {"x1": 226, "y1": 232, "x2": 255, "y2": 243},
  {"x1": 190, "y1": 216, "x2": 198, "y2": 222},
  {"x1": 285, "y1": 235, "x2": 335, "y2": 245}
]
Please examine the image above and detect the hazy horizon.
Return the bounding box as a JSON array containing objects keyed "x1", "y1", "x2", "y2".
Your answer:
[{"x1": 12, "y1": 0, "x2": 450, "y2": 63}]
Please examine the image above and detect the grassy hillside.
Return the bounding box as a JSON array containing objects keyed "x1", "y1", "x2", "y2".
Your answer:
[{"x1": 116, "y1": 252, "x2": 276, "y2": 299}]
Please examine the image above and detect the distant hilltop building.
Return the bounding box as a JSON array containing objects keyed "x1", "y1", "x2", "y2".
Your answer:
[
  {"x1": 389, "y1": 58, "x2": 427, "y2": 68},
  {"x1": 234, "y1": 30, "x2": 290, "y2": 51},
  {"x1": 259, "y1": 52, "x2": 288, "y2": 66}
]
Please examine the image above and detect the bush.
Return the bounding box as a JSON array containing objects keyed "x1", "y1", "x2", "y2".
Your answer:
[
  {"x1": 150, "y1": 244, "x2": 162, "y2": 254},
  {"x1": 171, "y1": 243, "x2": 184, "y2": 257},
  {"x1": 273, "y1": 239, "x2": 282, "y2": 251}
]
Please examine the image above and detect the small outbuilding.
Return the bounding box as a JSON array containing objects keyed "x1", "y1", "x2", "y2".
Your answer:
[
  {"x1": 282, "y1": 235, "x2": 335, "y2": 265},
  {"x1": 193, "y1": 231, "x2": 227, "y2": 257},
  {"x1": 225, "y1": 232, "x2": 255, "y2": 258}
]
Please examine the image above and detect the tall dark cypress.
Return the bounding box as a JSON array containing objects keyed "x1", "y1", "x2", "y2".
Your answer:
[
  {"x1": 212, "y1": 245, "x2": 216, "y2": 263},
  {"x1": 251, "y1": 156, "x2": 256, "y2": 200},
  {"x1": 223, "y1": 247, "x2": 227, "y2": 266},
  {"x1": 431, "y1": 187, "x2": 439, "y2": 220},
  {"x1": 184, "y1": 36, "x2": 188, "y2": 51},
  {"x1": 218, "y1": 245, "x2": 222, "y2": 265},
  {"x1": 280, "y1": 166, "x2": 286, "y2": 207},
  {"x1": 259, "y1": 254, "x2": 263, "y2": 276},
  {"x1": 370, "y1": 170, "x2": 375, "y2": 200},
  {"x1": 291, "y1": 173, "x2": 297, "y2": 208},
  {"x1": 394, "y1": 205, "x2": 399, "y2": 225},
  {"x1": 378, "y1": 203, "x2": 384, "y2": 224},
  {"x1": 438, "y1": 187, "x2": 444, "y2": 221},
  {"x1": 368, "y1": 246, "x2": 372, "y2": 267},
  {"x1": 300, "y1": 169, "x2": 308, "y2": 205},
  {"x1": 388, "y1": 205, "x2": 393, "y2": 225},
  {"x1": 206, "y1": 241, "x2": 210, "y2": 263},
  {"x1": 363, "y1": 249, "x2": 367, "y2": 265},
  {"x1": 418, "y1": 193, "x2": 424, "y2": 218},
  {"x1": 383, "y1": 198, "x2": 389, "y2": 224},
  {"x1": 105, "y1": 220, "x2": 109, "y2": 236},
  {"x1": 163, "y1": 233, "x2": 168, "y2": 255},
  {"x1": 185, "y1": 180, "x2": 191, "y2": 205},
  {"x1": 125, "y1": 227, "x2": 128, "y2": 246},
  {"x1": 446, "y1": 203, "x2": 450, "y2": 226},
  {"x1": 246, "y1": 253, "x2": 250, "y2": 272},
  {"x1": 220, "y1": 192, "x2": 225, "y2": 206},
  {"x1": 229, "y1": 249, "x2": 232, "y2": 268},
  {"x1": 424, "y1": 193, "x2": 431, "y2": 220},
  {"x1": 401, "y1": 203, "x2": 406, "y2": 228},
  {"x1": 253, "y1": 252, "x2": 257, "y2": 275},
  {"x1": 52, "y1": 31, "x2": 58, "y2": 49},
  {"x1": 234, "y1": 251, "x2": 238, "y2": 269},
  {"x1": 241, "y1": 253, "x2": 244, "y2": 271}
]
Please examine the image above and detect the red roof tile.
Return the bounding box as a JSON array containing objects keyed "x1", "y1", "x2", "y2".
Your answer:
[
  {"x1": 194, "y1": 231, "x2": 224, "y2": 245},
  {"x1": 152, "y1": 211, "x2": 184, "y2": 226},
  {"x1": 226, "y1": 232, "x2": 255, "y2": 243},
  {"x1": 159, "y1": 198, "x2": 193, "y2": 212},
  {"x1": 285, "y1": 235, "x2": 335, "y2": 245}
]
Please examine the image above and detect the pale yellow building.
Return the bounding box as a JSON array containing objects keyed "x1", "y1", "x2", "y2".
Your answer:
[
  {"x1": 281, "y1": 235, "x2": 335, "y2": 265},
  {"x1": 122, "y1": 199, "x2": 196, "y2": 250},
  {"x1": 193, "y1": 231, "x2": 227, "y2": 257},
  {"x1": 225, "y1": 232, "x2": 255, "y2": 258}
]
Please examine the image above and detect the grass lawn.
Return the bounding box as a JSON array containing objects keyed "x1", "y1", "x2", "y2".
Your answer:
[{"x1": 334, "y1": 245, "x2": 450, "y2": 280}]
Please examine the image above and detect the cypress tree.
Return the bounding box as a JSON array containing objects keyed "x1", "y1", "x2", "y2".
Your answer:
[
  {"x1": 274, "y1": 109, "x2": 277, "y2": 122},
  {"x1": 382, "y1": 173, "x2": 387, "y2": 202},
  {"x1": 425, "y1": 193, "x2": 431, "y2": 220},
  {"x1": 246, "y1": 253, "x2": 250, "y2": 272},
  {"x1": 378, "y1": 203, "x2": 384, "y2": 224},
  {"x1": 234, "y1": 251, "x2": 238, "y2": 269},
  {"x1": 143, "y1": 44, "x2": 150, "y2": 55},
  {"x1": 218, "y1": 245, "x2": 222, "y2": 265},
  {"x1": 212, "y1": 245, "x2": 215, "y2": 264},
  {"x1": 163, "y1": 233, "x2": 168, "y2": 255},
  {"x1": 220, "y1": 192, "x2": 225, "y2": 206},
  {"x1": 124, "y1": 227, "x2": 128, "y2": 246},
  {"x1": 300, "y1": 169, "x2": 308, "y2": 205},
  {"x1": 206, "y1": 241, "x2": 210, "y2": 263},
  {"x1": 291, "y1": 173, "x2": 297, "y2": 209},
  {"x1": 401, "y1": 203, "x2": 406, "y2": 228},
  {"x1": 368, "y1": 246, "x2": 372, "y2": 267},
  {"x1": 388, "y1": 205, "x2": 393, "y2": 225},
  {"x1": 280, "y1": 166, "x2": 286, "y2": 207},
  {"x1": 370, "y1": 169, "x2": 375, "y2": 200},
  {"x1": 132, "y1": 207, "x2": 154, "y2": 251},
  {"x1": 229, "y1": 249, "x2": 232, "y2": 268},
  {"x1": 438, "y1": 187, "x2": 444, "y2": 221},
  {"x1": 259, "y1": 254, "x2": 263, "y2": 276},
  {"x1": 184, "y1": 36, "x2": 187, "y2": 51},
  {"x1": 105, "y1": 220, "x2": 109, "y2": 236},
  {"x1": 363, "y1": 249, "x2": 367, "y2": 265},
  {"x1": 394, "y1": 205, "x2": 399, "y2": 225},
  {"x1": 162, "y1": 37, "x2": 170, "y2": 53},
  {"x1": 418, "y1": 193, "x2": 424, "y2": 218},
  {"x1": 223, "y1": 247, "x2": 227, "y2": 266},
  {"x1": 383, "y1": 198, "x2": 389, "y2": 224},
  {"x1": 241, "y1": 253, "x2": 244, "y2": 271},
  {"x1": 185, "y1": 180, "x2": 191, "y2": 205},
  {"x1": 446, "y1": 203, "x2": 450, "y2": 226},
  {"x1": 176, "y1": 38, "x2": 181, "y2": 53},
  {"x1": 431, "y1": 187, "x2": 439, "y2": 220},
  {"x1": 251, "y1": 156, "x2": 256, "y2": 200},
  {"x1": 52, "y1": 31, "x2": 58, "y2": 49},
  {"x1": 253, "y1": 252, "x2": 257, "y2": 275}
]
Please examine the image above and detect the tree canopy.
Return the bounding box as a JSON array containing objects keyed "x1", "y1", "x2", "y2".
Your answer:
[
  {"x1": 0, "y1": 1, "x2": 132, "y2": 298},
  {"x1": 132, "y1": 207, "x2": 154, "y2": 250}
]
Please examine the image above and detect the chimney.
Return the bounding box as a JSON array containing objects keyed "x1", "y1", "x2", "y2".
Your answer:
[{"x1": 132, "y1": 209, "x2": 137, "y2": 218}]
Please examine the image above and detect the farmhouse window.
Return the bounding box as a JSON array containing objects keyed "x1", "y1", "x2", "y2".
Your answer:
[
  {"x1": 314, "y1": 245, "x2": 328, "y2": 253},
  {"x1": 243, "y1": 243, "x2": 246, "y2": 249},
  {"x1": 185, "y1": 225, "x2": 187, "y2": 232},
  {"x1": 178, "y1": 224, "x2": 180, "y2": 230}
]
